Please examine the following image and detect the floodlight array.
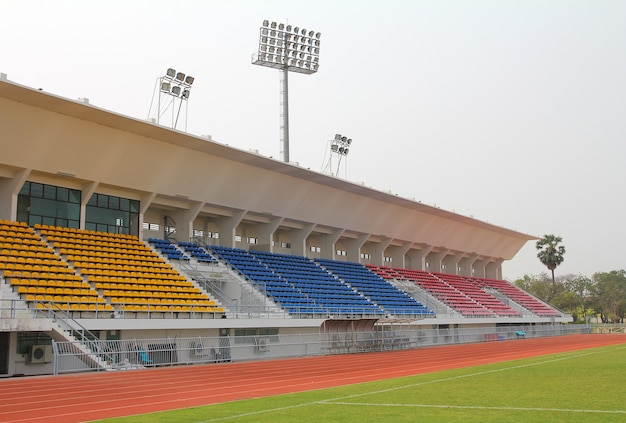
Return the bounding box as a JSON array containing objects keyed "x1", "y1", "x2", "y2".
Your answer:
[
  {"x1": 160, "y1": 68, "x2": 194, "y2": 100},
  {"x1": 252, "y1": 20, "x2": 321, "y2": 74},
  {"x1": 330, "y1": 133, "x2": 352, "y2": 155}
]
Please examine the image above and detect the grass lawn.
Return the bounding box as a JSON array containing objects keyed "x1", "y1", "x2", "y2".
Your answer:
[{"x1": 98, "y1": 343, "x2": 626, "y2": 423}]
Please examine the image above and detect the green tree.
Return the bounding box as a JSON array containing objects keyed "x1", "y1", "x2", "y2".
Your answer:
[
  {"x1": 564, "y1": 275, "x2": 593, "y2": 320},
  {"x1": 515, "y1": 273, "x2": 565, "y2": 304},
  {"x1": 591, "y1": 270, "x2": 626, "y2": 323},
  {"x1": 536, "y1": 234, "x2": 566, "y2": 284}
]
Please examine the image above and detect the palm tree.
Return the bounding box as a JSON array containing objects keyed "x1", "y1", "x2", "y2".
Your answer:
[{"x1": 536, "y1": 234, "x2": 566, "y2": 283}]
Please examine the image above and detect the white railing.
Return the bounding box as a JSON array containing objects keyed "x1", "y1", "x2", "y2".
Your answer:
[{"x1": 52, "y1": 324, "x2": 591, "y2": 375}]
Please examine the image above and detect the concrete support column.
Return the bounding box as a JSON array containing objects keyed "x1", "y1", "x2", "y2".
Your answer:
[
  {"x1": 170, "y1": 201, "x2": 205, "y2": 243},
  {"x1": 473, "y1": 259, "x2": 488, "y2": 278},
  {"x1": 458, "y1": 253, "x2": 479, "y2": 277},
  {"x1": 0, "y1": 168, "x2": 30, "y2": 221},
  {"x1": 216, "y1": 210, "x2": 246, "y2": 248},
  {"x1": 369, "y1": 237, "x2": 392, "y2": 266},
  {"x1": 385, "y1": 242, "x2": 413, "y2": 268},
  {"x1": 255, "y1": 216, "x2": 284, "y2": 252},
  {"x1": 486, "y1": 258, "x2": 504, "y2": 280},
  {"x1": 428, "y1": 249, "x2": 450, "y2": 273},
  {"x1": 448, "y1": 253, "x2": 465, "y2": 275},
  {"x1": 290, "y1": 223, "x2": 315, "y2": 257},
  {"x1": 407, "y1": 245, "x2": 433, "y2": 270},
  {"x1": 80, "y1": 181, "x2": 99, "y2": 230},
  {"x1": 345, "y1": 233, "x2": 369, "y2": 263},
  {"x1": 321, "y1": 229, "x2": 344, "y2": 260},
  {"x1": 138, "y1": 192, "x2": 157, "y2": 241}
]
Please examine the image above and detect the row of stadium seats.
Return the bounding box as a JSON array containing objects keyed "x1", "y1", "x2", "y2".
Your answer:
[
  {"x1": 211, "y1": 246, "x2": 324, "y2": 315},
  {"x1": 372, "y1": 267, "x2": 499, "y2": 316},
  {"x1": 0, "y1": 221, "x2": 104, "y2": 308},
  {"x1": 367, "y1": 265, "x2": 560, "y2": 317},
  {"x1": 148, "y1": 238, "x2": 190, "y2": 261},
  {"x1": 473, "y1": 277, "x2": 560, "y2": 317},
  {"x1": 253, "y1": 250, "x2": 384, "y2": 316},
  {"x1": 178, "y1": 241, "x2": 218, "y2": 263},
  {"x1": 317, "y1": 259, "x2": 434, "y2": 317},
  {"x1": 39, "y1": 225, "x2": 222, "y2": 314},
  {"x1": 210, "y1": 247, "x2": 435, "y2": 318},
  {"x1": 431, "y1": 272, "x2": 521, "y2": 317},
  {"x1": 0, "y1": 219, "x2": 560, "y2": 319},
  {"x1": 0, "y1": 221, "x2": 224, "y2": 316},
  {"x1": 147, "y1": 239, "x2": 219, "y2": 264}
]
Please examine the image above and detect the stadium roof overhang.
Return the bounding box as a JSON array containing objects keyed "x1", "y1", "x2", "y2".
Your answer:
[{"x1": 0, "y1": 78, "x2": 537, "y2": 262}]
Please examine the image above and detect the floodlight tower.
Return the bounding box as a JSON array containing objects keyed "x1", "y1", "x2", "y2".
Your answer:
[
  {"x1": 322, "y1": 134, "x2": 352, "y2": 178},
  {"x1": 252, "y1": 20, "x2": 321, "y2": 162},
  {"x1": 148, "y1": 68, "x2": 195, "y2": 131}
]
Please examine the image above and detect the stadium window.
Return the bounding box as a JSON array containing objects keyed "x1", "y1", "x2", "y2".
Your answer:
[
  {"x1": 235, "y1": 235, "x2": 242, "y2": 242},
  {"x1": 193, "y1": 229, "x2": 204, "y2": 237},
  {"x1": 278, "y1": 241, "x2": 290, "y2": 248},
  {"x1": 208, "y1": 231, "x2": 219, "y2": 239},
  {"x1": 86, "y1": 193, "x2": 139, "y2": 236},
  {"x1": 43, "y1": 184, "x2": 56, "y2": 200},
  {"x1": 109, "y1": 196, "x2": 120, "y2": 210},
  {"x1": 18, "y1": 181, "x2": 81, "y2": 229},
  {"x1": 68, "y1": 189, "x2": 80, "y2": 203},
  {"x1": 360, "y1": 252, "x2": 371, "y2": 259},
  {"x1": 310, "y1": 246, "x2": 321, "y2": 253},
  {"x1": 56, "y1": 187, "x2": 69, "y2": 202},
  {"x1": 28, "y1": 182, "x2": 43, "y2": 198},
  {"x1": 97, "y1": 194, "x2": 108, "y2": 208},
  {"x1": 384, "y1": 256, "x2": 393, "y2": 263},
  {"x1": 336, "y1": 249, "x2": 347, "y2": 256},
  {"x1": 247, "y1": 237, "x2": 257, "y2": 244}
]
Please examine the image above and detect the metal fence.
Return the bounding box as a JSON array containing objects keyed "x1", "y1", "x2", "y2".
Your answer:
[{"x1": 52, "y1": 324, "x2": 591, "y2": 375}]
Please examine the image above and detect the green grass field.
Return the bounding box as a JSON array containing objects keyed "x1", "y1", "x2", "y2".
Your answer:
[{"x1": 99, "y1": 344, "x2": 626, "y2": 423}]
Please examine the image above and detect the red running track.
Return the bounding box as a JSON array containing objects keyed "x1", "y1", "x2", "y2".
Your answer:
[{"x1": 0, "y1": 334, "x2": 624, "y2": 423}]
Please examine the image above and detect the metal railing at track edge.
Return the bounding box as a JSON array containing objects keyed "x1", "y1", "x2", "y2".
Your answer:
[{"x1": 52, "y1": 324, "x2": 592, "y2": 375}]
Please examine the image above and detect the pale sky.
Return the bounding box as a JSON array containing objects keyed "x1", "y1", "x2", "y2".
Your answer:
[{"x1": 2, "y1": 0, "x2": 625, "y2": 281}]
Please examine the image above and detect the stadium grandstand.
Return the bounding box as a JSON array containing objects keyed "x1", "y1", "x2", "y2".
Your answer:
[{"x1": 0, "y1": 74, "x2": 571, "y2": 377}]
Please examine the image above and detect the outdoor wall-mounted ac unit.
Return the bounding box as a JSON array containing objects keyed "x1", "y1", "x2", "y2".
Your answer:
[
  {"x1": 255, "y1": 338, "x2": 270, "y2": 352},
  {"x1": 29, "y1": 345, "x2": 53, "y2": 364}
]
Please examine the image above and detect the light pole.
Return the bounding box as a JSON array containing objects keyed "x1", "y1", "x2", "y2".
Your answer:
[
  {"x1": 149, "y1": 68, "x2": 194, "y2": 131},
  {"x1": 252, "y1": 20, "x2": 321, "y2": 162},
  {"x1": 322, "y1": 134, "x2": 352, "y2": 178}
]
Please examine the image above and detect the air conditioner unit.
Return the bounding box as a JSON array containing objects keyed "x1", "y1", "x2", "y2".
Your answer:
[
  {"x1": 191, "y1": 341, "x2": 204, "y2": 357},
  {"x1": 29, "y1": 345, "x2": 53, "y2": 364},
  {"x1": 256, "y1": 338, "x2": 270, "y2": 353}
]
